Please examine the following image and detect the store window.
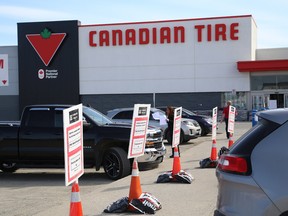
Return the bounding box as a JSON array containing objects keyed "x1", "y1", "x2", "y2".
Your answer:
[
  {"x1": 251, "y1": 75, "x2": 288, "y2": 90},
  {"x1": 221, "y1": 92, "x2": 248, "y2": 110},
  {"x1": 251, "y1": 94, "x2": 270, "y2": 110},
  {"x1": 221, "y1": 92, "x2": 248, "y2": 121}
]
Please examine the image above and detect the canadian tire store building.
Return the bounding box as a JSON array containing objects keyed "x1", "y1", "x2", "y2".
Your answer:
[{"x1": 1, "y1": 15, "x2": 288, "y2": 120}]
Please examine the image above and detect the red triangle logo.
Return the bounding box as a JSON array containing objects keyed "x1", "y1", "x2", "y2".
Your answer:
[
  {"x1": 2, "y1": 80, "x2": 7, "y2": 85},
  {"x1": 26, "y1": 30, "x2": 66, "y2": 66}
]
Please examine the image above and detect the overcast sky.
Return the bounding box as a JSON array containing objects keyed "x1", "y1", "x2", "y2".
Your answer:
[{"x1": 1, "y1": 0, "x2": 287, "y2": 48}]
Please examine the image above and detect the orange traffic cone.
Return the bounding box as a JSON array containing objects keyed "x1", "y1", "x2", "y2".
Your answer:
[
  {"x1": 210, "y1": 139, "x2": 217, "y2": 161},
  {"x1": 69, "y1": 181, "x2": 83, "y2": 216},
  {"x1": 128, "y1": 158, "x2": 143, "y2": 202},
  {"x1": 172, "y1": 146, "x2": 181, "y2": 176},
  {"x1": 228, "y1": 133, "x2": 234, "y2": 148}
]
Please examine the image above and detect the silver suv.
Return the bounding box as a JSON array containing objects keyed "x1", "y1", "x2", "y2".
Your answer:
[
  {"x1": 215, "y1": 108, "x2": 288, "y2": 215},
  {"x1": 107, "y1": 107, "x2": 201, "y2": 143}
]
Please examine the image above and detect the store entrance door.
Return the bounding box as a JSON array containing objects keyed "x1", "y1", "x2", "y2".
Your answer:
[
  {"x1": 270, "y1": 93, "x2": 284, "y2": 108},
  {"x1": 252, "y1": 94, "x2": 270, "y2": 110}
]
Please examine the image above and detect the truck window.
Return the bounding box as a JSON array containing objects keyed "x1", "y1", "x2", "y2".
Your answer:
[
  {"x1": 114, "y1": 111, "x2": 133, "y2": 119},
  {"x1": 54, "y1": 109, "x2": 64, "y2": 128},
  {"x1": 25, "y1": 109, "x2": 53, "y2": 127}
]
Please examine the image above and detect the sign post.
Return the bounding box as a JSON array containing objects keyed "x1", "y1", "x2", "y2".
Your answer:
[
  {"x1": 227, "y1": 105, "x2": 236, "y2": 147},
  {"x1": 228, "y1": 105, "x2": 236, "y2": 135},
  {"x1": 63, "y1": 104, "x2": 84, "y2": 186},
  {"x1": 127, "y1": 104, "x2": 151, "y2": 203},
  {"x1": 212, "y1": 107, "x2": 218, "y2": 141},
  {"x1": 128, "y1": 104, "x2": 151, "y2": 159},
  {"x1": 172, "y1": 107, "x2": 182, "y2": 148}
]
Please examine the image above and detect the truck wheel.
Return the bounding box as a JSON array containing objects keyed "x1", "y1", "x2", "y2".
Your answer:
[
  {"x1": 103, "y1": 147, "x2": 131, "y2": 180},
  {"x1": 0, "y1": 162, "x2": 18, "y2": 173}
]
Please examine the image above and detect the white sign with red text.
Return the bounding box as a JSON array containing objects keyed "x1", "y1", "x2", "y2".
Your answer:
[
  {"x1": 79, "y1": 16, "x2": 253, "y2": 95},
  {"x1": 63, "y1": 104, "x2": 84, "y2": 186},
  {"x1": 172, "y1": 107, "x2": 182, "y2": 148},
  {"x1": 212, "y1": 107, "x2": 218, "y2": 140},
  {"x1": 0, "y1": 54, "x2": 8, "y2": 86},
  {"x1": 128, "y1": 104, "x2": 150, "y2": 159},
  {"x1": 228, "y1": 105, "x2": 236, "y2": 134}
]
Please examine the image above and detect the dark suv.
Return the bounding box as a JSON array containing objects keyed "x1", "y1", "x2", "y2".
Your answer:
[{"x1": 157, "y1": 107, "x2": 212, "y2": 136}]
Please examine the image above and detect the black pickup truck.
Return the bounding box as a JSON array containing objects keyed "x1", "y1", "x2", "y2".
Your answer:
[{"x1": 0, "y1": 105, "x2": 166, "y2": 180}]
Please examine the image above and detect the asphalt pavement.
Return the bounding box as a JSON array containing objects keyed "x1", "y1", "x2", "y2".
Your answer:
[{"x1": 34, "y1": 121, "x2": 252, "y2": 216}]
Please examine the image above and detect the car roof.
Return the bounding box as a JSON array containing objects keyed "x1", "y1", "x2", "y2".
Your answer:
[
  {"x1": 108, "y1": 107, "x2": 163, "y2": 112},
  {"x1": 107, "y1": 107, "x2": 197, "y2": 122},
  {"x1": 258, "y1": 108, "x2": 288, "y2": 125}
]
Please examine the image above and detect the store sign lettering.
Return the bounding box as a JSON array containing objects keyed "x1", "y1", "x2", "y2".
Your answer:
[
  {"x1": 89, "y1": 26, "x2": 185, "y2": 47},
  {"x1": 194, "y1": 23, "x2": 239, "y2": 42},
  {"x1": 89, "y1": 22, "x2": 239, "y2": 47}
]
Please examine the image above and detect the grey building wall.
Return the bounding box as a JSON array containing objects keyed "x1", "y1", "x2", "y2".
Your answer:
[
  {"x1": 0, "y1": 92, "x2": 246, "y2": 121},
  {"x1": 0, "y1": 92, "x2": 222, "y2": 120},
  {"x1": 80, "y1": 93, "x2": 154, "y2": 115},
  {"x1": 154, "y1": 92, "x2": 221, "y2": 111},
  {"x1": 0, "y1": 96, "x2": 19, "y2": 120},
  {"x1": 80, "y1": 92, "x2": 222, "y2": 115}
]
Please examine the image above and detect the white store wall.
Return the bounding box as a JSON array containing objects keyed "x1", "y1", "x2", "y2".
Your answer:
[{"x1": 79, "y1": 15, "x2": 256, "y2": 94}]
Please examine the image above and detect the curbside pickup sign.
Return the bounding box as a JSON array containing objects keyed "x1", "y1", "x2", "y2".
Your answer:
[
  {"x1": 212, "y1": 107, "x2": 218, "y2": 141},
  {"x1": 128, "y1": 104, "x2": 151, "y2": 159},
  {"x1": 63, "y1": 104, "x2": 84, "y2": 186},
  {"x1": 228, "y1": 105, "x2": 236, "y2": 134},
  {"x1": 172, "y1": 107, "x2": 182, "y2": 148}
]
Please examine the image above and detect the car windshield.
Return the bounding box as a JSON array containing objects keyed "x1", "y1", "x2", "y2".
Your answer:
[{"x1": 83, "y1": 106, "x2": 112, "y2": 125}]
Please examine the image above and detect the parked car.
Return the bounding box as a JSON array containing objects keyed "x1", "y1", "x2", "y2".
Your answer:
[
  {"x1": 0, "y1": 105, "x2": 166, "y2": 180},
  {"x1": 215, "y1": 108, "x2": 288, "y2": 216},
  {"x1": 157, "y1": 107, "x2": 212, "y2": 136},
  {"x1": 107, "y1": 107, "x2": 201, "y2": 143}
]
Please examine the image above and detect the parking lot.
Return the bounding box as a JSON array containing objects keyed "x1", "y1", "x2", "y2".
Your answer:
[{"x1": 0, "y1": 122, "x2": 252, "y2": 216}]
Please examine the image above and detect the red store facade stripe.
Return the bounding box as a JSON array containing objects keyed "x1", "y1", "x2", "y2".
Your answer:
[{"x1": 238, "y1": 59, "x2": 288, "y2": 72}]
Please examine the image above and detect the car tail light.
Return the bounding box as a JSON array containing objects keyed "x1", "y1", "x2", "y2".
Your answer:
[{"x1": 218, "y1": 155, "x2": 248, "y2": 174}]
